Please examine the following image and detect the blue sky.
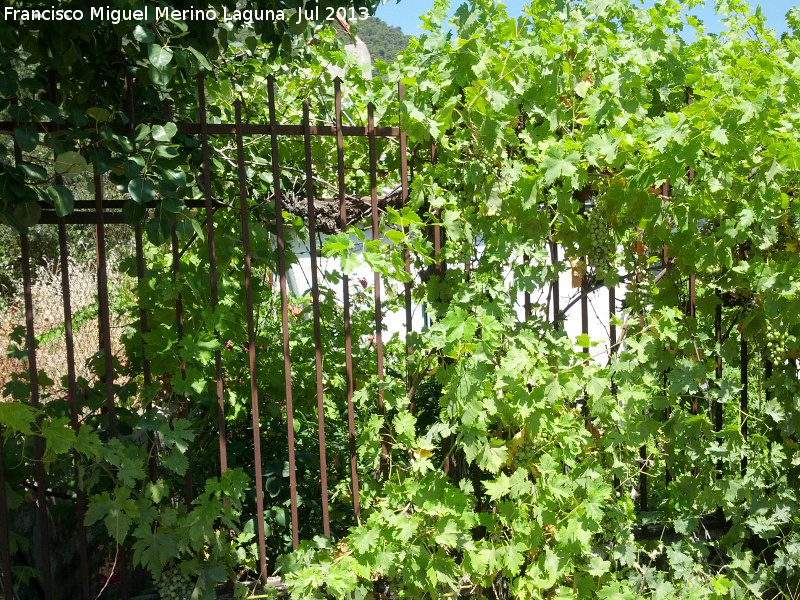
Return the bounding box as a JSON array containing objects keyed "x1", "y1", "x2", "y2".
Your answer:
[{"x1": 375, "y1": 0, "x2": 796, "y2": 36}]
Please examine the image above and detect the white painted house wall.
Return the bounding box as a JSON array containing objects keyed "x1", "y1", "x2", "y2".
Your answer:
[{"x1": 286, "y1": 234, "x2": 624, "y2": 363}]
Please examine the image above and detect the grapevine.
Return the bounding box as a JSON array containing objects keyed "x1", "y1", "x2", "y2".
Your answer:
[{"x1": 155, "y1": 564, "x2": 195, "y2": 600}]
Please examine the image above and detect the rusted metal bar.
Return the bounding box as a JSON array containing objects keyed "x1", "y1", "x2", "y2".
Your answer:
[
  {"x1": 134, "y1": 225, "x2": 158, "y2": 481},
  {"x1": 21, "y1": 234, "x2": 54, "y2": 600},
  {"x1": 0, "y1": 439, "x2": 12, "y2": 599},
  {"x1": 50, "y1": 68, "x2": 92, "y2": 600},
  {"x1": 198, "y1": 75, "x2": 228, "y2": 473},
  {"x1": 639, "y1": 444, "x2": 648, "y2": 512},
  {"x1": 335, "y1": 78, "x2": 360, "y2": 521},
  {"x1": 0, "y1": 120, "x2": 402, "y2": 137},
  {"x1": 398, "y1": 83, "x2": 413, "y2": 380},
  {"x1": 94, "y1": 182, "x2": 117, "y2": 438},
  {"x1": 550, "y1": 233, "x2": 559, "y2": 329},
  {"x1": 429, "y1": 140, "x2": 442, "y2": 278},
  {"x1": 171, "y1": 225, "x2": 194, "y2": 505},
  {"x1": 57, "y1": 219, "x2": 91, "y2": 600},
  {"x1": 523, "y1": 254, "x2": 531, "y2": 321},
  {"x1": 581, "y1": 261, "x2": 589, "y2": 354},
  {"x1": 369, "y1": 103, "x2": 390, "y2": 479},
  {"x1": 609, "y1": 286, "x2": 618, "y2": 358},
  {"x1": 302, "y1": 100, "x2": 332, "y2": 538},
  {"x1": 164, "y1": 95, "x2": 193, "y2": 505},
  {"x1": 234, "y1": 99, "x2": 268, "y2": 580},
  {"x1": 741, "y1": 338, "x2": 748, "y2": 476},
  {"x1": 267, "y1": 76, "x2": 300, "y2": 549},
  {"x1": 126, "y1": 76, "x2": 154, "y2": 480}
]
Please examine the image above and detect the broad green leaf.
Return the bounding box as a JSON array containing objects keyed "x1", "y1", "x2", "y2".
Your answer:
[
  {"x1": 54, "y1": 151, "x2": 89, "y2": 175},
  {"x1": 46, "y1": 185, "x2": 75, "y2": 217},
  {"x1": 128, "y1": 177, "x2": 157, "y2": 204},
  {"x1": 148, "y1": 44, "x2": 173, "y2": 69},
  {"x1": 14, "y1": 125, "x2": 38, "y2": 152},
  {"x1": 13, "y1": 201, "x2": 42, "y2": 227}
]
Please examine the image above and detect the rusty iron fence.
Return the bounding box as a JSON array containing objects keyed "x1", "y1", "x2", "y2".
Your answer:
[{"x1": 0, "y1": 73, "x2": 770, "y2": 600}]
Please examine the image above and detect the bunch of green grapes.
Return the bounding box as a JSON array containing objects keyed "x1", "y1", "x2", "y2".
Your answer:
[
  {"x1": 513, "y1": 440, "x2": 537, "y2": 471},
  {"x1": 765, "y1": 324, "x2": 788, "y2": 363},
  {"x1": 155, "y1": 564, "x2": 194, "y2": 600},
  {"x1": 587, "y1": 206, "x2": 614, "y2": 279}
]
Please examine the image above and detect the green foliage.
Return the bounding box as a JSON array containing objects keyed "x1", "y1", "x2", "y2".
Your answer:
[
  {"x1": 3, "y1": 0, "x2": 800, "y2": 597},
  {"x1": 280, "y1": 0, "x2": 800, "y2": 598}
]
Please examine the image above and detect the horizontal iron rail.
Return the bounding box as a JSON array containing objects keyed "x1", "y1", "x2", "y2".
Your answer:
[{"x1": 0, "y1": 122, "x2": 401, "y2": 137}]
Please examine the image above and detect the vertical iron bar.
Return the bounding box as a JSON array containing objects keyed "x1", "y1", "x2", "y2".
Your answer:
[
  {"x1": 398, "y1": 83, "x2": 413, "y2": 384},
  {"x1": 197, "y1": 75, "x2": 228, "y2": 473},
  {"x1": 126, "y1": 73, "x2": 156, "y2": 482},
  {"x1": 609, "y1": 285, "x2": 619, "y2": 491},
  {"x1": 50, "y1": 69, "x2": 92, "y2": 600},
  {"x1": 741, "y1": 338, "x2": 748, "y2": 476},
  {"x1": 164, "y1": 96, "x2": 193, "y2": 504},
  {"x1": 171, "y1": 226, "x2": 194, "y2": 504},
  {"x1": 21, "y1": 235, "x2": 54, "y2": 600},
  {"x1": 581, "y1": 264, "x2": 589, "y2": 354},
  {"x1": 234, "y1": 100, "x2": 268, "y2": 581},
  {"x1": 715, "y1": 302, "x2": 723, "y2": 475},
  {"x1": 550, "y1": 229, "x2": 559, "y2": 329},
  {"x1": 93, "y1": 98, "x2": 126, "y2": 598},
  {"x1": 95, "y1": 178, "x2": 117, "y2": 435},
  {"x1": 369, "y1": 103, "x2": 389, "y2": 479},
  {"x1": 0, "y1": 440, "x2": 12, "y2": 599},
  {"x1": 58, "y1": 221, "x2": 91, "y2": 599},
  {"x1": 134, "y1": 226, "x2": 157, "y2": 480},
  {"x1": 523, "y1": 254, "x2": 531, "y2": 321},
  {"x1": 14, "y1": 109, "x2": 53, "y2": 598},
  {"x1": 301, "y1": 100, "x2": 331, "y2": 538},
  {"x1": 267, "y1": 76, "x2": 299, "y2": 549},
  {"x1": 335, "y1": 78, "x2": 360, "y2": 520},
  {"x1": 639, "y1": 445, "x2": 648, "y2": 512}
]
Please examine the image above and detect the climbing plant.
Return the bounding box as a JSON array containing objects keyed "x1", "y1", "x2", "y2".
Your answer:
[{"x1": 281, "y1": 0, "x2": 800, "y2": 598}]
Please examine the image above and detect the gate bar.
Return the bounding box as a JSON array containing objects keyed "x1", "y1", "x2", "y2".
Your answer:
[
  {"x1": 368, "y1": 103, "x2": 389, "y2": 479},
  {"x1": 21, "y1": 235, "x2": 54, "y2": 600},
  {"x1": 50, "y1": 68, "x2": 92, "y2": 600},
  {"x1": 198, "y1": 75, "x2": 228, "y2": 473},
  {"x1": 267, "y1": 76, "x2": 300, "y2": 549},
  {"x1": 399, "y1": 83, "x2": 413, "y2": 374},
  {"x1": 335, "y1": 78, "x2": 360, "y2": 520},
  {"x1": 234, "y1": 100, "x2": 268, "y2": 580},
  {"x1": 302, "y1": 100, "x2": 332, "y2": 538},
  {"x1": 741, "y1": 338, "x2": 748, "y2": 476}
]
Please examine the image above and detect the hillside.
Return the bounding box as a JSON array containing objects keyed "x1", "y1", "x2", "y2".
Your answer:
[{"x1": 354, "y1": 17, "x2": 410, "y2": 65}]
